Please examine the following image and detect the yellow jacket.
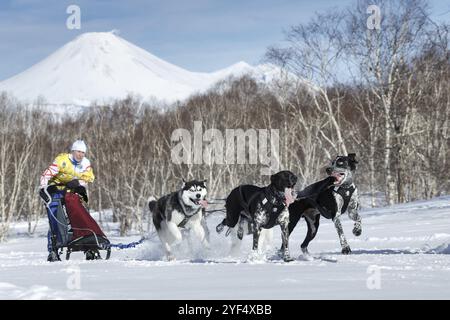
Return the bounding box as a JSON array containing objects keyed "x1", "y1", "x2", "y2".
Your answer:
[{"x1": 40, "y1": 153, "x2": 95, "y2": 188}]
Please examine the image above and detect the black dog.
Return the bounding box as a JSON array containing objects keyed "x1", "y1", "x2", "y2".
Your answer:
[
  {"x1": 288, "y1": 154, "x2": 362, "y2": 256},
  {"x1": 216, "y1": 170, "x2": 298, "y2": 262}
]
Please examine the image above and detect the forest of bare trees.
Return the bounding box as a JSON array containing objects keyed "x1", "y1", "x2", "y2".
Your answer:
[{"x1": 0, "y1": 0, "x2": 448, "y2": 239}]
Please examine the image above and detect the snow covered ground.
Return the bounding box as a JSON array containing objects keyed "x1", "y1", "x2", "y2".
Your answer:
[{"x1": 1, "y1": 196, "x2": 449, "y2": 300}]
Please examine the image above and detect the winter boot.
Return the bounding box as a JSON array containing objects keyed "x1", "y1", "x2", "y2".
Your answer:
[
  {"x1": 85, "y1": 249, "x2": 101, "y2": 260},
  {"x1": 47, "y1": 251, "x2": 61, "y2": 262}
]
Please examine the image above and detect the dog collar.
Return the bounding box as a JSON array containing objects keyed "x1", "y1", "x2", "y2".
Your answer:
[
  {"x1": 333, "y1": 184, "x2": 356, "y2": 206},
  {"x1": 265, "y1": 186, "x2": 286, "y2": 205}
]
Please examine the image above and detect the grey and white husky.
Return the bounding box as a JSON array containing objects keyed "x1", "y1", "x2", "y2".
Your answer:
[{"x1": 149, "y1": 179, "x2": 208, "y2": 260}]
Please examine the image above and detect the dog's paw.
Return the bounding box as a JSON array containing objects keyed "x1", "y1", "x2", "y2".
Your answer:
[
  {"x1": 299, "y1": 247, "x2": 314, "y2": 260},
  {"x1": 276, "y1": 248, "x2": 283, "y2": 258},
  {"x1": 167, "y1": 254, "x2": 176, "y2": 261},
  {"x1": 247, "y1": 250, "x2": 266, "y2": 263},
  {"x1": 283, "y1": 254, "x2": 295, "y2": 262},
  {"x1": 278, "y1": 248, "x2": 294, "y2": 262},
  {"x1": 341, "y1": 246, "x2": 352, "y2": 255},
  {"x1": 298, "y1": 253, "x2": 314, "y2": 261},
  {"x1": 237, "y1": 226, "x2": 244, "y2": 240},
  {"x1": 352, "y1": 223, "x2": 362, "y2": 237},
  {"x1": 216, "y1": 223, "x2": 224, "y2": 234}
]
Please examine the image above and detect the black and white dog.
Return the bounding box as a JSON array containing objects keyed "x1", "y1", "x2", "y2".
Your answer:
[
  {"x1": 216, "y1": 171, "x2": 298, "y2": 262},
  {"x1": 150, "y1": 179, "x2": 208, "y2": 260},
  {"x1": 288, "y1": 154, "x2": 362, "y2": 256}
]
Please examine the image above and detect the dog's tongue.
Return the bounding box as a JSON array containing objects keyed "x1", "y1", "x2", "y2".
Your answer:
[
  {"x1": 199, "y1": 199, "x2": 208, "y2": 208},
  {"x1": 284, "y1": 188, "x2": 296, "y2": 206},
  {"x1": 331, "y1": 172, "x2": 343, "y2": 184}
]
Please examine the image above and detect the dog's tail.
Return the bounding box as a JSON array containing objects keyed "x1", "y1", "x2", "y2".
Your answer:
[{"x1": 148, "y1": 196, "x2": 157, "y2": 213}]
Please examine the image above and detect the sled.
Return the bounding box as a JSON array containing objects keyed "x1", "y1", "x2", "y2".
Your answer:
[{"x1": 46, "y1": 188, "x2": 111, "y2": 260}]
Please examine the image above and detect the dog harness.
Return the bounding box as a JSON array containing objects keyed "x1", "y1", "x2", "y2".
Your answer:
[
  {"x1": 238, "y1": 185, "x2": 286, "y2": 224},
  {"x1": 177, "y1": 190, "x2": 202, "y2": 228},
  {"x1": 333, "y1": 183, "x2": 356, "y2": 213}
]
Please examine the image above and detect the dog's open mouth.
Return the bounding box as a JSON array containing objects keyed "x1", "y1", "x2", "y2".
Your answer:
[
  {"x1": 190, "y1": 198, "x2": 208, "y2": 208},
  {"x1": 331, "y1": 171, "x2": 346, "y2": 185},
  {"x1": 284, "y1": 188, "x2": 296, "y2": 206}
]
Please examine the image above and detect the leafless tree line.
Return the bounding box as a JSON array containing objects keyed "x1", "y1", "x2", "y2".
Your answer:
[
  {"x1": 0, "y1": 0, "x2": 448, "y2": 239},
  {"x1": 266, "y1": 0, "x2": 449, "y2": 205}
]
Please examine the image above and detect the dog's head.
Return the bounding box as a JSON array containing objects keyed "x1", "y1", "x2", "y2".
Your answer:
[
  {"x1": 270, "y1": 171, "x2": 298, "y2": 205},
  {"x1": 270, "y1": 170, "x2": 298, "y2": 205},
  {"x1": 326, "y1": 153, "x2": 358, "y2": 186},
  {"x1": 270, "y1": 170, "x2": 298, "y2": 191},
  {"x1": 180, "y1": 179, "x2": 208, "y2": 208}
]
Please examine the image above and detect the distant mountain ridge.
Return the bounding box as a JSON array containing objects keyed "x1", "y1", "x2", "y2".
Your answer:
[{"x1": 0, "y1": 32, "x2": 291, "y2": 106}]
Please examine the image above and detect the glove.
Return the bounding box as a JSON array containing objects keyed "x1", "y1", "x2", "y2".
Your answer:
[
  {"x1": 39, "y1": 185, "x2": 57, "y2": 204},
  {"x1": 74, "y1": 186, "x2": 88, "y2": 203},
  {"x1": 39, "y1": 188, "x2": 50, "y2": 204},
  {"x1": 66, "y1": 179, "x2": 80, "y2": 189}
]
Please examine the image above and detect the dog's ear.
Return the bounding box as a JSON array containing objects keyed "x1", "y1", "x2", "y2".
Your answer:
[
  {"x1": 331, "y1": 156, "x2": 338, "y2": 166},
  {"x1": 347, "y1": 153, "x2": 358, "y2": 170},
  {"x1": 348, "y1": 153, "x2": 357, "y2": 163},
  {"x1": 181, "y1": 178, "x2": 186, "y2": 188},
  {"x1": 203, "y1": 179, "x2": 207, "y2": 187},
  {"x1": 290, "y1": 173, "x2": 298, "y2": 187},
  {"x1": 270, "y1": 172, "x2": 277, "y2": 185}
]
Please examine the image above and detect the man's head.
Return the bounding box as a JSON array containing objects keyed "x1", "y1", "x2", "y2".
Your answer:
[
  {"x1": 71, "y1": 140, "x2": 87, "y2": 162},
  {"x1": 326, "y1": 153, "x2": 358, "y2": 186}
]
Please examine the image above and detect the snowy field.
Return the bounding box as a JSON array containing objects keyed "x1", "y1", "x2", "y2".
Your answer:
[{"x1": 1, "y1": 196, "x2": 449, "y2": 300}]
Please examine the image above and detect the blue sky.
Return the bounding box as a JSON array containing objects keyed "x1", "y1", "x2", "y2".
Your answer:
[{"x1": 0, "y1": 0, "x2": 449, "y2": 81}]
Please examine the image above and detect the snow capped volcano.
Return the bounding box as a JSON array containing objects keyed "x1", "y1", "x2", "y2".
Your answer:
[{"x1": 0, "y1": 32, "x2": 283, "y2": 106}]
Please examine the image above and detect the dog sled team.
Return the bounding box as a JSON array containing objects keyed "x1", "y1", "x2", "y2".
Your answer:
[{"x1": 39, "y1": 140, "x2": 362, "y2": 262}]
